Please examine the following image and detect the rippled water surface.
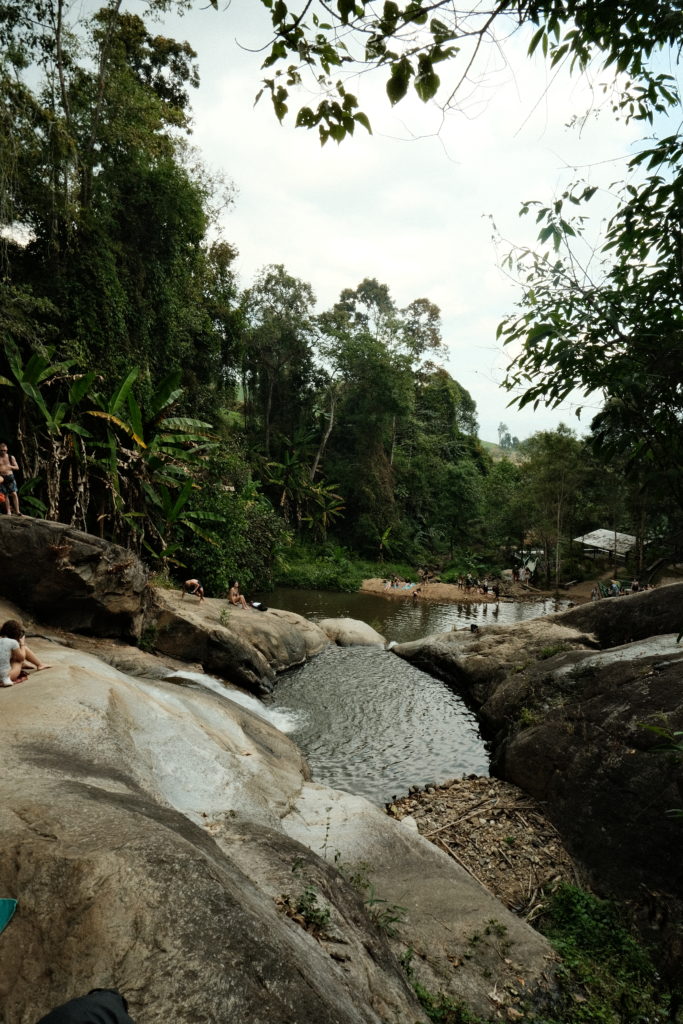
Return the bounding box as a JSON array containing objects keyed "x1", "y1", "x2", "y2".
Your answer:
[
  {"x1": 264, "y1": 644, "x2": 489, "y2": 805},
  {"x1": 260, "y1": 589, "x2": 566, "y2": 806}
]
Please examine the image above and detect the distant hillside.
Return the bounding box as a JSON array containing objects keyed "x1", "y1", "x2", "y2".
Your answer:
[{"x1": 480, "y1": 440, "x2": 524, "y2": 463}]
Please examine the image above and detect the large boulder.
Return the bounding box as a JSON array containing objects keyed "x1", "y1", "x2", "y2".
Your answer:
[
  {"x1": 146, "y1": 589, "x2": 329, "y2": 694},
  {"x1": 0, "y1": 645, "x2": 422, "y2": 1024},
  {"x1": 551, "y1": 582, "x2": 683, "y2": 645},
  {"x1": 281, "y1": 783, "x2": 558, "y2": 1018},
  {"x1": 318, "y1": 618, "x2": 386, "y2": 647},
  {"x1": 491, "y1": 637, "x2": 683, "y2": 900},
  {"x1": 0, "y1": 517, "x2": 147, "y2": 639},
  {"x1": 0, "y1": 614, "x2": 558, "y2": 1023},
  {"x1": 392, "y1": 587, "x2": 683, "y2": 968},
  {"x1": 392, "y1": 617, "x2": 596, "y2": 708}
]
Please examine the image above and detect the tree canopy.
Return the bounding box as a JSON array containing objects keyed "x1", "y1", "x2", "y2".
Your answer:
[
  {"x1": 2, "y1": 0, "x2": 682, "y2": 589},
  {"x1": 242, "y1": 0, "x2": 683, "y2": 140}
]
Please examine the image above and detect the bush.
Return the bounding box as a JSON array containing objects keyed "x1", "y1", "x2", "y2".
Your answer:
[
  {"x1": 529, "y1": 883, "x2": 671, "y2": 1023},
  {"x1": 274, "y1": 543, "x2": 418, "y2": 591},
  {"x1": 182, "y1": 474, "x2": 288, "y2": 597}
]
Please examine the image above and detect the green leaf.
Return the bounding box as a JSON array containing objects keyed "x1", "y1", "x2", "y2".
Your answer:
[
  {"x1": 387, "y1": 58, "x2": 411, "y2": 105},
  {"x1": 526, "y1": 324, "x2": 555, "y2": 343},
  {"x1": 296, "y1": 106, "x2": 317, "y2": 128},
  {"x1": 68, "y1": 372, "x2": 96, "y2": 406},
  {"x1": 272, "y1": 0, "x2": 287, "y2": 22},
  {"x1": 337, "y1": 0, "x2": 355, "y2": 23},
  {"x1": 414, "y1": 57, "x2": 440, "y2": 102},
  {"x1": 62, "y1": 423, "x2": 93, "y2": 438},
  {"x1": 404, "y1": 2, "x2": 428, "y2": 25},
  {"x1": 108, "y1": 368, "x2": 139, "y2": 415},
  {"x1": 528, "y1": 26, "x2": 545, "y2": 56},
  {"x1": 85, "y1": 410, "x2": 147, "y2": 448}
]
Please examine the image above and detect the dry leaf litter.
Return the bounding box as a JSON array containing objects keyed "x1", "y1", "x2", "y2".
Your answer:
[{"x1": 386, "y1": 775, "x2": 582, "y2": 921}]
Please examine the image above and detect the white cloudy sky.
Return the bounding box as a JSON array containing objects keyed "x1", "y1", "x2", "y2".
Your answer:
[{"x1": 155, "y1": 0, "x2": 645, "y2": 442}]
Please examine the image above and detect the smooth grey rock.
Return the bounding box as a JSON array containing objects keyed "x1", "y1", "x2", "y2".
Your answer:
[
  {"x1": 318, "y1": 618, "x2": 386, "y2": 647},
  {"x1": 281, "y1": 783, "x2": 557, "y2": 1019},
  {"x1": 551, "y1": 581, "x2": 683, "y2": 645},
  {"x1": 147, "y1": 589, "x2": 329, "y2": 695},
  {"x1": 392, "y1": 617, "x2": 594, "y2": 706},
  {"x1": 0, "y1": 625, "x2": 558, "y2": 1023},
  {"x1": 0, "y1": 649, "x2": 421, "y2": 1024}
]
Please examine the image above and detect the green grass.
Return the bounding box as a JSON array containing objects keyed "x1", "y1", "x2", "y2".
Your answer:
[
  {"x1": 413, "y1": 983, "x2": 490, "y2": 1024},
  {"x1": 400, "y1": 884, "x2": 676, "y2": 1024},
  {"x1": 274, "y1": 543, "x2": 417, "y2": 591},
  {"x1": 538, "y1": 643, "x2": 572, "y2": 660},
  {"x1": 528, "y1": 883, "x2": 673, "y2": 1023}
]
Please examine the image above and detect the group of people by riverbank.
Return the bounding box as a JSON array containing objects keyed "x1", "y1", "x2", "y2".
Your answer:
[
  {"x1": 366, "y1": 577, "x2": 512, "y2": 604},
  {"x1": 364, "y1": 572, "x2": 608, "y2": 606},
  {"x1": 182, "y1": 578, "x2": 267, "y2": 612}
]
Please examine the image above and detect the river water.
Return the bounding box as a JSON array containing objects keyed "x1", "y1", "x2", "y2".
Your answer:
[{"x1": 259, "y1": 588, "x2": 565, "y2": 806}]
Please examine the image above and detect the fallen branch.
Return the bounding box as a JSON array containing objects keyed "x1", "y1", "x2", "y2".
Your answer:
[{"x1": 435, "y1": 836, "x2": 496, "y2": 897}]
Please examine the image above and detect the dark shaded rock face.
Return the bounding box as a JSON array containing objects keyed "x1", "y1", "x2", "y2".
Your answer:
[
  {"x1": 551, "y1": 583, "x2": 683, "y2": 645},
  {"x1": 494, "y1": 648, "x2": 683, "y2": 899},
  {"x1": 0, "y1": 517, "x2": 147, "y2": 639},
  {"x1": 392, "y1": 585, "x2": 683, "y2": 956}
]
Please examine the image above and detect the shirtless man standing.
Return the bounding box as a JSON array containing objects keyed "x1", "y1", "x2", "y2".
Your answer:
[{"x1": 0, "y1": 443, "x2": 20, "y2": 515}]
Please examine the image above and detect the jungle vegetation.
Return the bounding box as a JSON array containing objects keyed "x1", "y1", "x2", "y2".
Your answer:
[{"x1": 1, "y1": 0, "x2": 682, "y2": 594}]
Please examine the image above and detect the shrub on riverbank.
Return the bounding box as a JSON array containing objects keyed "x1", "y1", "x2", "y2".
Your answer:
[
  {"x1": 274, "y1": 543, "x2": 417, "y2": 591},
  {"x1": 404, "y1": 883, "x2": 673, "y2": 1024},
  {"x1": 440, "y1": 559, "x2": 502, "y2": 584}
]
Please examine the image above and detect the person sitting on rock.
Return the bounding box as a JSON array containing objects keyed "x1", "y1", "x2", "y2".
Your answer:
[
  {"x1": 0, "y1": 618, "x2": 51, "y2": 686},
  {"x1": 182, "y1": 578, "x2": 204, "y2": 601},
  {"x1": 0, "y1": 626, "x2": 21, "y2": 687},
  {"x1": 226, "y1": 579, "x2": 250, "y2": 610}
]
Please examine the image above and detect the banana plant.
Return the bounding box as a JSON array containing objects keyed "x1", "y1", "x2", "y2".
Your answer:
[
  {"x1": 0, "y1": 338, "x2": 96, "y2": 520},
  {"x1": 302, "y1": 481, "x2": 345, "y2": 542},
  {"x1": 85, "y1": 369, "x2": 218, "y2": 553},
  {"x1": 133, "y1": 479, "x2": 226, "y2": 566}
]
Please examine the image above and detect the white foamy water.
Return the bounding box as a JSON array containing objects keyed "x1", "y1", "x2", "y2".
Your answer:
[{"x1": 167, "y1": 671, "x2": 304, "y2": 734}]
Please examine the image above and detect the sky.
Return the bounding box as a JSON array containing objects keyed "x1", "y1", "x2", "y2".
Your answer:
[{"x1": 154, "y1": 0, "x2": 643, "y2": 443}]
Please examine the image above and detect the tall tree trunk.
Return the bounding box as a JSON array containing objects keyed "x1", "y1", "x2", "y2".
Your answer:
[
  {"x1": 264, "y1": 375, "x2": 274, "y2": 457},
  {"x1": 555, "y1": 499, "x2": 562, "y2": 589},
  {"x1": 79, "y1": 0, "x2": 124, "y2": 209},
  {"x1": 310, "y1": 389, "x2": 337, "y2": 482}
]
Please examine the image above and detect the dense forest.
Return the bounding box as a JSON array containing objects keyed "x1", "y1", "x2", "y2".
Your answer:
[{"x1": 1, "y1": 0, "x2": 682, "y2": 595}]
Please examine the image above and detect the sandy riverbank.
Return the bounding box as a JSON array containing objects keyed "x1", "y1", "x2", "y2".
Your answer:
[{"x1": 360, "y1": 576, "x2": 573, "y2": 604}]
